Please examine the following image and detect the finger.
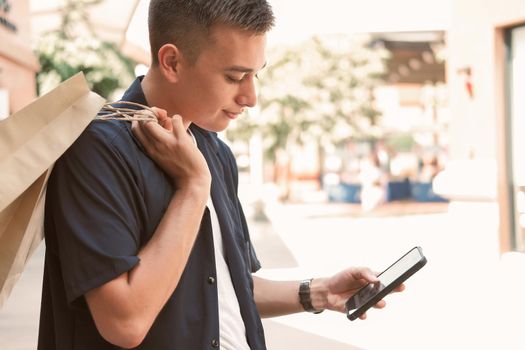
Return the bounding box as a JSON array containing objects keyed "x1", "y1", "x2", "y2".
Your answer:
[
  {"x1": 131, "y1": 121, "x2": 153, "y2": 151},
  {"x1": 140, "y1": 118, "x2": 172, "y2": 143},
  {"x1": 150, "y1": 107, "x2": 172, "y2": 131},
  {"x1": 150, "y1": 106, "x2": 168, "y2": 120},
  {"x1": 131, "y1": 120, "x2": 139, "y2": 138},
  {"x1": 359, "y1": 313, "x2": 367, "y2": 320},
  {"x1": 353, "y1": 267, "x2": 379, "y2": 283},
  {"x1": 393, "y1": 283, "x2": 406, "y2": 293},
  {"x1": 140, "y1": 122, "x2": 164, "y2": 147},
  {"x1": 372, "y1": 300, "x2": 386, "y2": 309},
  {"x1": 170, "y1": 115, "x2": 187, "y2": 139}
]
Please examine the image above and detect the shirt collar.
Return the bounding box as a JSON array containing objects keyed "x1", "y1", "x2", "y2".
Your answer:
[
  {"x1": 190, "y1": 124, "x2": 220, "y2": 154},
  {"x1": 120, "y1": 76, "x2": 149, "y2": 108},
  {"x1": 121, "y1": 76, "x2": 220, "y2": 154}
]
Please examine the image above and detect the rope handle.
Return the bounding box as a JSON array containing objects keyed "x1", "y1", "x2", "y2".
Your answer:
[{"x1": 95, "y1": 101, "x2": 158, "y2": 122}]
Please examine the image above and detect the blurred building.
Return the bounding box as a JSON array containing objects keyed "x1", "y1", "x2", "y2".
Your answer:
[
  {"x1": 30, "y1": 0, "x2": 150, "y2": 66},
  {"x1": 446, "y1": 0, "x2": 525, "y2": 252},
  {"x1": 372, "y1": 31, "x2": 448, "y2": 179},
  {"x1": 1, "y1": 0, "x2": 151, "y2": 121},
  {"x1": 5, "y1": 0, "x2": 522, "y2": 254},
  {"x1": 0, "y1": 0, "x2": 39, "y2": 119},
  {"x1": 321, "y1": 31, "x2": 449, "y2": 206}
]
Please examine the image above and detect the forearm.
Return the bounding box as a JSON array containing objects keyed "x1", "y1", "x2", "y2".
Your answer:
[
  {"x1": 253, "y1": 276, "x2": 328, "y2": 318},
  {"x1": 86, "y1": 183, "x2": 208, "y2": 347}
]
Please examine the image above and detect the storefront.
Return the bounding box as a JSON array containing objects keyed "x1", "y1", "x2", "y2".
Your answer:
[
  {"x1": 0, "y1": 0, "x2": 39, "y2": 120},
  {"x1": 447, "y1": 0, "x2": 525, "y2": 253}
]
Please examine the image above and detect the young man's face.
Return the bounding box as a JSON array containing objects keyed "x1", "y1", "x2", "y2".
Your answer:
[{"x1": 174, "y1": 24, "x2": 267, "y2": 132}]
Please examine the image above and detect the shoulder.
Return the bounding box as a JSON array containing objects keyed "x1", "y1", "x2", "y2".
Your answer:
[
  {"x1": 52, "y1": 119, "x2": 142, "y2": 183},
  {"x1": 68, "y1": 119, "x2": 135, "y2": 158},
  {"x1": 83, "y1": 119, "x2": 132, "y2": 146}
]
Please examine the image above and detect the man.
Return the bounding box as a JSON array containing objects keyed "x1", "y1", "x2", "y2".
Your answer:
[{"x1": 38, "y1": 1, "x2": 402, "y2": 349}]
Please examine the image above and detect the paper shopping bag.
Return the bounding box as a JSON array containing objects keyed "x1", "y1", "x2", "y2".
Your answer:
[{"x1": 0, "y1": 72, "x2": 106, "y2": 308}]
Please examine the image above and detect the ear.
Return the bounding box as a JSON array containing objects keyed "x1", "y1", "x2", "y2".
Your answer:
[{"x1": 157, "y1": 44, "x2": 184, "y2": 83}]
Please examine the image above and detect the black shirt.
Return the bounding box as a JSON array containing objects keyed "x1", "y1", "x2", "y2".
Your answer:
[{"x1": 38, "y1": 77, "x2": 266, "y2": 349}]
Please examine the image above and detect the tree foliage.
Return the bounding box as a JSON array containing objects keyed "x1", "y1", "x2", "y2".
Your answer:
[
  {"x1": 227, "y1": 34, "x2": 388, "y2": 160},
  {"x1": 35, "y1": 0, "x2": 135, "y2": 99}
]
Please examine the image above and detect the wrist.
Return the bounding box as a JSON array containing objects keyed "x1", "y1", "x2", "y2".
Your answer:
[
  {"x1": 299, "y1": 278, "x2": 326, "y2": 313},
  {"x1": 176, "y1": 176, "x2": 211, "y2": 193},
  {"x1": 309, "y1": 278, "x2": 329, "y2": 311},
  {"x1": 188, "y1": 176, "x2": 211, "y2": 191},
  {"x1": 176, "y1": 181, "x2": 210, "y2": 203}
]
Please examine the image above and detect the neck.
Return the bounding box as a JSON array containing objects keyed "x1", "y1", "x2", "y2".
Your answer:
[{"x1": 141, "y1": 69, "x2": 192, "y2": 129}]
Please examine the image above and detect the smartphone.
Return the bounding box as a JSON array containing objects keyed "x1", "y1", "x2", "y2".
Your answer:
[{"x1": 346, "y1": 246, "x2": 427, "y2": 321}]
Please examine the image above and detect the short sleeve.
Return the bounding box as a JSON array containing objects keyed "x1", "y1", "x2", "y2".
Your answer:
[{"x1": 45, "y1": 123, "x2": 142, "y2": 305}]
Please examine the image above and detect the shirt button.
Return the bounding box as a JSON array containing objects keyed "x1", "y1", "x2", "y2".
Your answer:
[
  {"x1": 208, "y1": 276, "x2": 215, "y2": 284},
  {"x1": 211, "y1": 339, "x2": 219, "y2": 348}
]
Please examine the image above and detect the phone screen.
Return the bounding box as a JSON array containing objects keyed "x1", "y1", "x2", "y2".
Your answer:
[{"x1": 346, "y1": 247, "x2": 425, "y2": 315}]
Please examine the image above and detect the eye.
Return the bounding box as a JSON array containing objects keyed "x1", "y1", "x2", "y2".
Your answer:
[{"x1": 226, "y1": 75, "x2": 243, "y2": 84}]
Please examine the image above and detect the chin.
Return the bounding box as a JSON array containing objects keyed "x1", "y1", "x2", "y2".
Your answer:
[{"x1": 193, "y1": 120, "x2": 230, "y2": 133}]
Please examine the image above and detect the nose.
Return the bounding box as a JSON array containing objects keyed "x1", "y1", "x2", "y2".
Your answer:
[{"x1": 235, "y1": 77, "x2": 258, "y2": 108}]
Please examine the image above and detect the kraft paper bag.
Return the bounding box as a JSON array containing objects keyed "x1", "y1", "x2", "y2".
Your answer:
[{"x1": 0, "y1": 72, "x2": 106, "y2": 308}]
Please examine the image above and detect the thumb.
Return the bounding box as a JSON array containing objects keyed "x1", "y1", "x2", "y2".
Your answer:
[{"x1": 354, "y1": 268, "x2": 379, "y2": 283}]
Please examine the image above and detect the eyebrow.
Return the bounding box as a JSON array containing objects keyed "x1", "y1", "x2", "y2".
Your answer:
[{"x1": 224, "y1": 62, "x2": 267, "y2": 73}]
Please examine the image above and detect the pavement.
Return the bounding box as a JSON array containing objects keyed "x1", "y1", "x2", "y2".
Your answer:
[
  {"x1": 252, "y1": 199, "x2": 525, "y2": 350},
  {"x1": 1, "y1": 198, "x2": 524, "y2": 350},
  {"x1": 0, "y1": 243, "x2": 44, "y2": 350}
]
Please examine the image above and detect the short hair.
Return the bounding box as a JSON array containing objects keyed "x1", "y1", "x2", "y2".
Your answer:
[{"x1": 148, "y1": 0, "x2": 275, "y2": 65}]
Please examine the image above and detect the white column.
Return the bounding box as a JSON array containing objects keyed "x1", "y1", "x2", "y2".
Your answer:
[{"x1": 249, "y1": 133, "x2": 263, "y2": 186}]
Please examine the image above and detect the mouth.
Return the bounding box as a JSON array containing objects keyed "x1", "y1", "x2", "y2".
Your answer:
[{"x1": 223, "y1": 110, "x2": 242, "y2": 120}]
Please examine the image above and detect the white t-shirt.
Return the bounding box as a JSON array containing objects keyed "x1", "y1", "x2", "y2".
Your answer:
[{"x1": 207, "y1": 198, "x2": 251, "y2": 350}]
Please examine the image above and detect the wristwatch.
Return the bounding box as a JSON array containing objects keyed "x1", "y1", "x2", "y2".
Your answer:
[{"x1": 299, "y1": 278, "x2": 324, "y2": 314}]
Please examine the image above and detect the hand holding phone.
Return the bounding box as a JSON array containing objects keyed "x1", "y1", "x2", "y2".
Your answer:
[{"x1": 346, "y1": 246, "x2": 427, "y2": 321}]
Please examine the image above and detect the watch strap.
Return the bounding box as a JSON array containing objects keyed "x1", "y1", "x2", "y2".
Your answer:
[{"x1": 299, "y1": 278, "x2": 324, "y2": 314}]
